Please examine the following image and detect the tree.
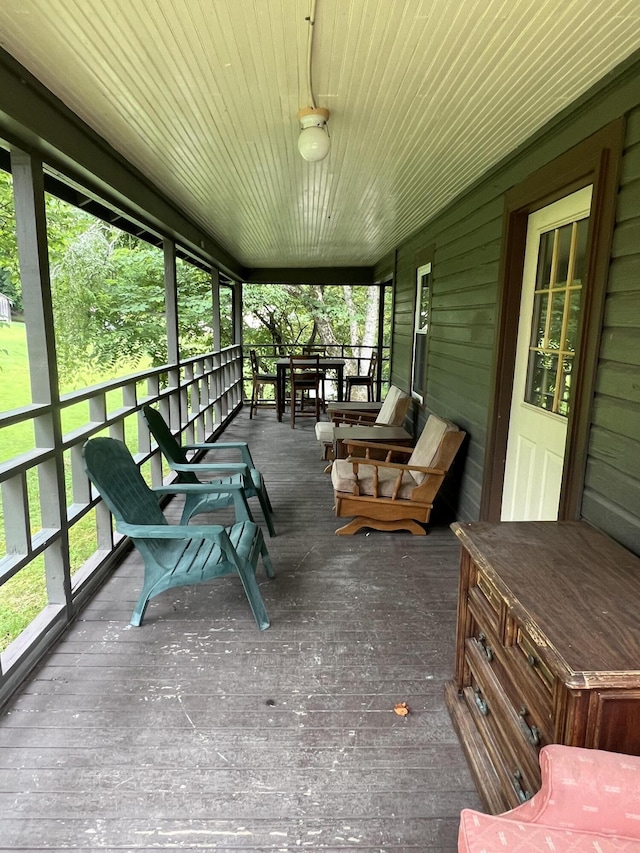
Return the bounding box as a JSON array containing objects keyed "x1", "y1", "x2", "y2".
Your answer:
[
  {"x1": 0, "y1": 171, "x2": 21, "y2": 313},
  {"x1": 46, "y1": 200, "x2": 220, "y2": 379},
  {"x1": 243, "y1": 283, "x2": 381, "y2": 376}
]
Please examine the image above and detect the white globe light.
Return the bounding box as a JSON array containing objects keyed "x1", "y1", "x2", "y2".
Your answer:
[
  {"x1": 297, "y1": 107, "x2": 331, "y2": 162},
  {"x1": 298, "y1": 125, "x2": 330, "y2": 162}
]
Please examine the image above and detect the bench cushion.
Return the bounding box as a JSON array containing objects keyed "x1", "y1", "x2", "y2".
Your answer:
[
  {"x1": 407, "y1": 415, "x2": 458, "y2": 484},
  {"x1": 376, "y1": 384, "x2": 408, "y2": 426},
  {"x1": 458, "y1": 809, "x2": 640, "y2": 852},
  {"x1": 331, "y1": 459, "x2": 417, "y2": 499},
  {"x1": 315, "y1": 421, "x2": 334, "y2": 442}
]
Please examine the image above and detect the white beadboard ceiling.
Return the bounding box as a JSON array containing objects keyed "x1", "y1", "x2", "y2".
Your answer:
[{"x1": 0, "y1": 0, "x2": 638, "y2": 269}]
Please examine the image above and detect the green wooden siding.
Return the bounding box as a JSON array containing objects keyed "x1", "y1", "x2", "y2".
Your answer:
[
  {"x1": 582, "y1": 108, "x2": 640, "y2": 553},
  {"x1": 388, "y1": 58, "x2": 640, "y2": 550}
]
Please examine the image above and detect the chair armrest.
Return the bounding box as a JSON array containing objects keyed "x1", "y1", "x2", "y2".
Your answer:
[
  {"x1": 153, "y1": 477, "x2": 247, "y2": 497},
  {"x1": 346, "y1": 456, "x2": 445, "y2": 476},
  {"x1": 169, "y1": 461, "x2": 250, "y2": 475},
  {"x1": 331, "y1": 411, "x2": 378, "y2": 425},
  {"x1": 183, "y1": 441, "x2": 249, "y2": 450},
  {"x1": 342, "y1": 439, "x2": 413, "y2": 455},
  {"x1": 183, "y1": 441, "x2": 254, "y2": 467},
  {"x1": 117, "y1": 520, "x2": 227, "y2": 540},
  {"x1": 342, "y1": 456, "x2": 446, "y2": 502},
  {"x1": 153, "y1": 477, "x2": 253, "y2": 524}
]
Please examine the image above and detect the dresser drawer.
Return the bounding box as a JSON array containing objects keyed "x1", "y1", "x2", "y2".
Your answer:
[
  {"x1": 514, "y1": 624, "x2": 554, "y2": 693},
  {"x1": 466, "y1": 597, "x2": 500, "y2": 665},
  {"x1": 465, "y1": 641, "x2": 543, "y2": 794},
  {"x1": 463, "y1": 681, "x2": 540, "y2": 807},
  {"x1": 468, "y1": 570, "x2": 502, "y2": 635},
  {"x1": 466, "y1": 598, "x2": 552, "y2": 744}
]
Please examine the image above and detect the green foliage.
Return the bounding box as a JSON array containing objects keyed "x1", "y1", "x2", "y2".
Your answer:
[
  {"x1": 48, "y1": 217, "x2": 166, "y2": 377},
  {"x1": 0, "y1": 323, "x2": 150, "y2": 651},
  {"x1": 242, "y1": 283, "x2": 379, "y2": 355},
  {"x1": 0, "y1": 189, "x2": 220, "y2": 381},
  {"x1": 0, "y1": 170, "x2": 20, "y2": 313},
  {"x1": 177, "y1": 259, "x2": 214, "y2": 358},
  {"x1": 0, "y1": 167, "x2": 382, "y2": 383}
]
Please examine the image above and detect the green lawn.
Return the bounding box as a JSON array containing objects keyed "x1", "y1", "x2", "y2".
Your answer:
[{"x1": 0, "y1": 322, "x2": 148, "y2": 651}]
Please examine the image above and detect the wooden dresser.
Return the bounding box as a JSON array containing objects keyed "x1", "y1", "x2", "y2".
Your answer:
[{"x1": 445, "y1": 521, "x2": 640, "y2": 814}]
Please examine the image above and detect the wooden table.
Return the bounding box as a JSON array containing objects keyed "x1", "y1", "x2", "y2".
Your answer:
[
  {"x1": 333, "y1": 425, "x2": 412, "y2": 459},
  {"x1": 276, "y1": 357, "x2": 346, "y2": 421}
]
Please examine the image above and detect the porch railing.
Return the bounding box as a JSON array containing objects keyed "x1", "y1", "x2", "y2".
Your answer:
[{"x1": 0, "y1": 345, "x2": 242, "y2": 707}]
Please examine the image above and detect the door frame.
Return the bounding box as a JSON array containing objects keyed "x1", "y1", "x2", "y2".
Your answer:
[{"x1": 480, "y1": 119, "x2": 625, "y2": 522}]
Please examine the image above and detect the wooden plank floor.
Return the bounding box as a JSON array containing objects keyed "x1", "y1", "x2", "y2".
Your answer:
[{"x1": 0, "y1": 409, "x2": 482, "y2": 851}]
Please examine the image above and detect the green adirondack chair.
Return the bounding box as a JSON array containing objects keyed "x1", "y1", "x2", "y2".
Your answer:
[
  {"x1": 82, "y1": 437, "x2": 275, "y2": 629},
  {"x1": 141, "y1": 405, "x2": 276, "y2": 537}
]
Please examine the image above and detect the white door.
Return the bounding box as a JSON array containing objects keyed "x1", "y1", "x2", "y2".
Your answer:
[{"x1": 501, "y1": 186, "x2": 592, "y2": 521}]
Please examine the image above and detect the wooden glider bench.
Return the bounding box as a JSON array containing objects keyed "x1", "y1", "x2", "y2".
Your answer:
[
  {"x1": 331, "y1": 413, "x2": 465, "y2": 535},
  {"x1": 315, "y1": 384, "x2": 409, "y2": 461}
]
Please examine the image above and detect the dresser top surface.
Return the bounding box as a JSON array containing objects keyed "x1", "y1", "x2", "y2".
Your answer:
[{"x1": 452, "y1": 521, "x2": 640, "y2": 676}]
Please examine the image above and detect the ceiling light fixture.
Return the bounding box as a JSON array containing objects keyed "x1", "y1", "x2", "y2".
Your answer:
[
  {"x1": 297, "y1": 106, "x2": 330, "y2": 162},
  {"x1": 297, "y1": 0, "x2": 330, "y2": 162}
]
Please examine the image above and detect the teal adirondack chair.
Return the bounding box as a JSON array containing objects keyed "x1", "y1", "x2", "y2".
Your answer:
[
  {"x1": 82, "y1": 437, "x2": 275, "y2": 629},
  {"x1": 141, "y1": 405, "x2": 276, "y2": 537}
]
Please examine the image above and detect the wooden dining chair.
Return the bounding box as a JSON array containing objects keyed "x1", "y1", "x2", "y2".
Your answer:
[
  {"x1": 249, "y1": 349, "x2": 277, "y2": 418},
  {"x1": 302, "y1": 344, "x2": 327, "y2": 405},
  {"x1": 289, "y1": 354, "x2": 323, "y2": 428},
  {"x1": 345, "y1": 350, "x2": 378, "y2": 401}
]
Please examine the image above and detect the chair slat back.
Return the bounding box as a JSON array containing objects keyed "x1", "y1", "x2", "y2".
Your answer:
[
  {"x1": 249, "y1": 349, "x2": 260, "y2": 375},
  {"x1": 367, "y1": 350, "x2": 378, "y2": 378},
  {"x1": 290, "y1": 353, "x2": 322, "y2": 381},
  {"x1": 83, "y1": 437, "x2": 167, "y2": 527},
  {"x1": 302, "y1": 345, "x2": 328, "y2": 357},
  {"x1": 142, "y1": 405, "x2": 198, "y2": 484}
]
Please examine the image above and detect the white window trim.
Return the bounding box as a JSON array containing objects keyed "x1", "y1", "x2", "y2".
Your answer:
[{"x1": 411, "y1": 262, "x2": 431, "y2": 403}]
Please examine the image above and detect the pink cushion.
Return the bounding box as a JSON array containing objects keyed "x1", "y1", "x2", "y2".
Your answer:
[
  {"x1": 521, "y1": 746, "x2": 640, "y2": 835},
  {"x1": 458, "y1": 809, "x2": 640, "y2": 852},
  {"x1": 459, "y1": 747, "x2": 640, "y2": 852}
]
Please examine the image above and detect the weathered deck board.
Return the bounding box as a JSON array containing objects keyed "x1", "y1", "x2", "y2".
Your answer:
[{"x1": 0, "y1": 410, "x2": 482, "y2": 850}]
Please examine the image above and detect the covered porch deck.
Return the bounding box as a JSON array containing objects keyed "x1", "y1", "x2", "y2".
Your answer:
[{"x1": 0, "y1": 409, "x2": 480, "y2": 851}]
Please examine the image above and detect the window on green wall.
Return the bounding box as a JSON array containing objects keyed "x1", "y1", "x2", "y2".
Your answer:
[{"x1": 411, "y1": 262, "x2": 431, "y2": 402}]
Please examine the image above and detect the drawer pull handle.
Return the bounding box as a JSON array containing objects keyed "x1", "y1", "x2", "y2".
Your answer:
[
  {"x1": 519, "y1": 706, "x2": 541, "y2": 746},
  {"x1": 477, "y1": 632, "x2": 494, "y2": 661},
  {"x1": 474, "y1": 687, "x2": 489, "y2": 716},
  {"x1": 527, "y1": 653, "x2": 538, "y2": 668},
  {"x1": 513, "y1": 769, "x2": 533, "y2": 803}
]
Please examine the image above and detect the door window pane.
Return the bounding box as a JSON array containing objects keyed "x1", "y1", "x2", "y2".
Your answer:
[
  {"x1": 554, "y1": 222, "x2": 573, "y2": 286},
  {"x1": 536, "y1": 231, "x2": 554, "y2": 289},
  {"x1": 524, "y1": 215, "x2": 588, "y2": 417}
]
